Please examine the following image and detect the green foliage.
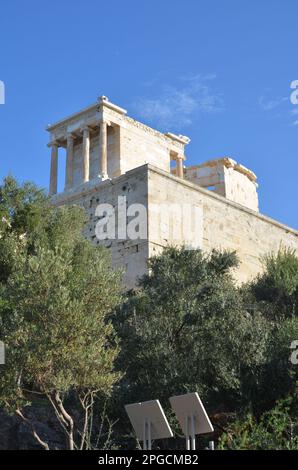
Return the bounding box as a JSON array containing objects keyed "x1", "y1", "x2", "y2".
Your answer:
[
  {"x1": 115, "y1": 247, "x2": 268, "y2": 412},
  {"x1": 219, "y1": 390, "x2": 298, "y2": 450},
  {"x1": 252, "y1": 317, "x2": 298, "y2": 411},
  {"x1": 246, "y1": 248, "x2": 298, "y2": 410},
  {"x1": 250, "y1": 248, "x2": 298, "y2": 320},
  {"x1": 0, "y1": 177, "x2": 122, "y2": 448},
  {"x1": 0, "y1": 176, "x2": 49, "y2": 283},
  {"x1": 0, "y1": 175, "x2": 47, "y2": 234},
  {"x1": 1, "y1": 176, "x2": 298, "y2": 450}
]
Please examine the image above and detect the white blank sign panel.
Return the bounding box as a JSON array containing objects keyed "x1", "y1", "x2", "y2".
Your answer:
[
  {"x1": 125, "y1": 399, "x2": 173, "y2": 441},
  {"x1": 170, "y1": 392, "x2": 214, "y2": 435}
]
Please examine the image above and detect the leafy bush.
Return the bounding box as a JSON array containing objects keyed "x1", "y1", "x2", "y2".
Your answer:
[{"x1": 219, "y1": 390, "x2": 298, "y2": 450}]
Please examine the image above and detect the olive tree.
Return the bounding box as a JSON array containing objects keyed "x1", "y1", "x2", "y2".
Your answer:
[{"x1": 0, "y1": 177, "x2": 122, "y2": 449}]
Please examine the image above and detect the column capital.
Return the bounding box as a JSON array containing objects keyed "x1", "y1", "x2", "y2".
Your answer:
[
  {"x1": 47, "y1": 140, "x2": 59, "y2": 148},
  {"x1": 66, "y1": 133, "x2": 75, "y2": 144},
  {"x1": 175, "y1": 153, "x2": 186, "y2": 161},
  {"x1": 98, "y1": 118, "x2": 111, "y2": 127},
  {"x1": 80, "y1": 124, "x2": 91, "y2": 133}
]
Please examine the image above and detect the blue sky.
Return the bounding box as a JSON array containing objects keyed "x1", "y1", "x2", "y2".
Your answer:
[{"x1": 0, "y1": 0, "x2": 297, "y2": 228}]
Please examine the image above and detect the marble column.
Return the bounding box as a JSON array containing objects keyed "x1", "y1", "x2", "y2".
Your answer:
[
  {"x1": 99, "y1": 120, "x2": 108, "y2": 179},
  {"x1": 176, "y1": 155, "x2": 184, "y2": 178},
  {"x1": 65, "y1": 134, "x2": 74, "y2": 190},
  {"x1": 49, "y1": 143, "x2": 58, "y2": 196},
  {"x1": 82, "y1": 127, "x2": 90, "y2": 183}
]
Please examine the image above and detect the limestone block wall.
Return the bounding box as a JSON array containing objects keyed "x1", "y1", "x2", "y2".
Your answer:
[
  {"x1": 148, "y1": 165, "x2": 298, "y2": 284},
  {"x1": 224, "y1": 165, "x2": 259, "y2": 212},
  {"x1": 119, "y1": 117, "x2": 181, "y2": 174},
  {"x1": 52, "y1": 164, "x2": 298, "y2": 289},
  {"x1": 98, "y1": 105, "x2": 187, "y2": 176},
  {"x1": 52, "y1": 166, "x2": 150, "y2": 289},
  {"x1": 184, "y1": 158, "x2": 259, "y2": 212}
]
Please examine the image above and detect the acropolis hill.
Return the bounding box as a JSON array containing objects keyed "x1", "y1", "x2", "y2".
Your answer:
[{"x1": 47, "y1": 96, "x2": 298, "y2": 288}]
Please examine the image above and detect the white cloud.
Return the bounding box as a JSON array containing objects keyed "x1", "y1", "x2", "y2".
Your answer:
[
  {"x1": 133, "y1": 74, "x2": 224, "y2": 129},
  {"x1": 258, "y1": 95, "x2": 288, "y2": 111},
  {"x1": 258, "y1": 93, "x2": 298, "y2": 126}
]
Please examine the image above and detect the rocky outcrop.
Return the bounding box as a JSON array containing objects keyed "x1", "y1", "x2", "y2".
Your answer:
[{"x1": 0, "y1": 404, "x2": 65, "y2": 450}]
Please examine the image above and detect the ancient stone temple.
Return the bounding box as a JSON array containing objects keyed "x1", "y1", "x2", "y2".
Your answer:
[{"x1": 47, "y1": 96, "x2": 298, "y2": 288}]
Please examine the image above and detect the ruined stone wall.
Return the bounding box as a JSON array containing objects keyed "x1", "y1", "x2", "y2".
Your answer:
[
  {"x1": 184, "y1": 158, "x2": 259, "y2": 212},
  {"x1": 223, "y1": 165, "x2": 259, "y2": 212}
]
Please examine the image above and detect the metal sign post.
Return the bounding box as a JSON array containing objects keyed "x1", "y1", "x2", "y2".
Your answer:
[
  {"x1": 170, "y1": 392, "x2": 214, "y2": 450},
  {"x1": 185, "y1": 414, "x2": 196, "y2": 450},
  {"x1": 0, "y1": 341, "x2": 4, "y2": 365},
  {"x1": 125, "y1": 399, "x2": 173, "y2": 450},
  {"x1": 143, "y1": 418, "x2": 152, "y2": 450}
]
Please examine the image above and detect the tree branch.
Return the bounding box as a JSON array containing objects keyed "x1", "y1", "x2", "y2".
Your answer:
[{"x1": 15, "y1": 408, "x2": 49, "y2": 450}]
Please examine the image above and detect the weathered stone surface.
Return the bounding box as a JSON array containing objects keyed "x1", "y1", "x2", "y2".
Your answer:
[
  {"x1": 147, "y1": 166, "x2": 298, "y2": 284},
  {"x1": 52, "y1": 164, "x2": 298, "y2": 289},
  {"x1": 184, "y1": 158, "x2": 259, "y2": 212}
]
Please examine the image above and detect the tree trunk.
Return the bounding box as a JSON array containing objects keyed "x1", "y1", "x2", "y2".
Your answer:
[{"x1": 53, "y1": 391, "x2": 75, "y2": 450}]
